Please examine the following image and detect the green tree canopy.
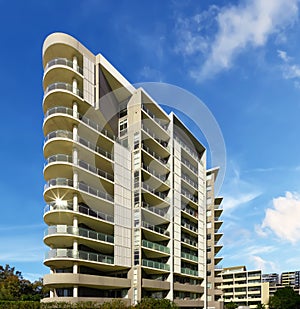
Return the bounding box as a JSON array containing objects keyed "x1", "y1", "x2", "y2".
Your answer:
[{"x1": 269, "y1": 287, "x2": 300, "y2": 309}]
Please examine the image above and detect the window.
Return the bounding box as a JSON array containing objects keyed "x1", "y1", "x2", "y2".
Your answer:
[{"x1": 119, "y1": 119, "x2": 128, "y2": 136}]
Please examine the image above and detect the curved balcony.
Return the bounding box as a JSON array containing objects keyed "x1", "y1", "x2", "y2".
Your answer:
[
  {"x1": 44, "y1": 82, "x2": 83, "y2": 99},
  {"x1": 45, "y1": 249, "x2": 114, "y2": 265},
  {"x1": 44, "y1": 203, "x2": 114, "y2": 226},
  {"x1": 45, "y1": 58, "x2": 83, "y2": 75},
  {"x1": 44, "y1": 106, "x2": 117, "y2": 142},
  {"x1": 44, "y1": 130, "x2": 113, "y2": 161},
  {"x1": 44, "y1": 178, "x2": 113, "y2": 203},
  {"x1": 142, "y1": 239, "x2": 170, "y2": 255},
  {"x1": 45, "y1": 154, "x2": 114, "y2": 183},
  {"x1": 44, "y1": 225, "x2": 114, "y2": 244}
]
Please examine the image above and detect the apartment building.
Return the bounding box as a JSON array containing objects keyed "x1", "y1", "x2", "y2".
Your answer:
[
  {"x1": 221, "y1": 266, "x2": 269, "y2": 308},
  {"x1": 262, "y1": 273, "x2": 279, "y2": 287},
  {"x1": 281, "y1": 271, "x2": 300, "y2": 287},
  {"x1": 42, "y1": 32, "x2": 223, "y2": 307},
  {"x1": 206, "y1": 169, "x2": 223, "y2": 309}
]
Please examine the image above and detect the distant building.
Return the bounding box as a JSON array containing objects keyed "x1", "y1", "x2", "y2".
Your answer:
[
  {"x1": 220, "y1": 266, "x2": 269, "y2": 308},
  {"x1": 262, "y1": 273, "x2": 279, "y2": 286}
]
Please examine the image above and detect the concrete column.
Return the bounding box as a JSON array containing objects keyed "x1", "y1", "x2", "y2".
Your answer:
[
  {"x1": 73, "y1": 239, "x2": 78, "y2": 251},
  {"x1": 73, "y1": 125, "x2": 78, "y2": 142},
  {"x1": 73, "y1": 285, "x2": 78, "y2": 298},
  {"x1": 50, "y1": 290, "x2": 54, "y2": 298},
  {"x1": 72, "y1": 56, "x2": 78, "y2": 71},
  {"x1": 73, "y1": 194, "x2": 78, "y2": 212},
  {"x1": 73, "y1": 216, "x2": 78, "y2": 228},
  {"x1": 73, "y1": 147, "x2": 78, "y2": 165},
  {"x1": 72, "y1": 78, "x2": 77, "y2": 95},
  {"x1": 73, "y1": 171, "x2": 78, "y2": 190},
  {"x1": 73, "y1": 263, "x2": 78, "y2": 274},
  {"x1": 73, "y1": 101, "x2": 78, "y2": 118}
]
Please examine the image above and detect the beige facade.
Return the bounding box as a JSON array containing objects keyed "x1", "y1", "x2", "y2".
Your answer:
[
  {"x1": 221, "y1": 266, "x2": 269, "y2": 308},
  {"x1": 42, "y1": 32, "x2": 222, "y2": 307},
  {"x1": 206, "y1": 169, "x2": 223, "y2": 309}
]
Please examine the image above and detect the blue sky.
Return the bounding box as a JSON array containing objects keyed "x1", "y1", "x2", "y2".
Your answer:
[{"x1": 1, "y1": 0, "x2": 300, "y2": 281}]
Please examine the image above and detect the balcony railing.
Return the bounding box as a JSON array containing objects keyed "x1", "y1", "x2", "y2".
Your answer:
[
  {"x1": 45, "y1": 154, "x2": 114, "y2": 182},
  {"x1": 44, "y1": 203, "x2": 114, "y2": 223},
  {"x1": 142, "y1": 143, "x2": 170, "y2": 168},
  {"x1": 45, "y1": 225, "x2": 114, "y2": 243},
  {"x1": 182, "y1": 173, "x2": 198, "y2": 189},
  {"x1": 45, "y1": 249, "x2": 114, "y2": 264},
  {"x1": 141, "y1": 104, "x2": 169, "y2": 131},
  {"x1": 45, "y1": 178, "x2": 114, "y2": 202},
  {"x1": 45, "y1": 82, "x2": 83, "y2": 98},
  {"x1": 182, "y1": 189, "x2": 198, "y2": 204},
  {"x1": 142, "y1": 202, "x2": 169, "y2": 219},
  {"x1": 175, "y1": 135, "x2": 200, "y2": 161},
  {"x1": 142, "y1": 183, "x2": 170, "y2": 202},
  {"x1": 45, "y1": 58, "x2": 83, "y2": 75},
  {"x1": 181, "y1": 236, "x2": 198, "y2": 248},
  {"x1": 141, "y1": 221, "x2": 170, "y2": 237},
  {"x1": 181, "y1": 252, "x2": 198, "y2": 262},
  {"x1": 181, "y1": 267, "x2": 198, "y2": 277},
  {"x1": 181, "y1": 158, "x2": 198, "y2": 175},
  {"x1": 142, "y1": 259, "x2": 170, "y2": 271},
  {"x1": 142, "y1": 163, "x2": 169, "y2": 184},
  {"x1": 182, "y1": 206, "x2": 198, "y2": 218},
  {"x1": 142, "y1": 239, "x2": 170, "y2": 254},
  {"x1": 181, "y1": 221, "x2": 198, "y2": 233},
  {"x1": 44, "y1": 106, "x2": 117, "y2": 141},
  {"x1": 142, "y1": 124, "x2": 170, "y2": 151},
  {"x1": 44, "y1": 130, "x2": 114, "y2": 160}
]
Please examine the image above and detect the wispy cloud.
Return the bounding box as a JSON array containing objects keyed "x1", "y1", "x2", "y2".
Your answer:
[
  {"x1": 221, "y1": 161, "x2": 261, "y2": 214},
  {"x1": 261, "y1": 191, "x2": 300, "y2": 244},
  {"x1": 175, "y1": 0, "x2": 299, "y2": 81},
  {"x1": 277, "y1": 49, "x2": 300, "y2": 87},
  {"x1": 250, "y1": 255, "x2": 277, "y2": 273}
]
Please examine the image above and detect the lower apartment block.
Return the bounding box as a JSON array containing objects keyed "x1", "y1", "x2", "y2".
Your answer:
[
  {"x1": 221, "y1": 266, "x2": 269, "y2": 308},
  {"x1": 41, "y1": 32, "x2": 223, "y2": 308}
]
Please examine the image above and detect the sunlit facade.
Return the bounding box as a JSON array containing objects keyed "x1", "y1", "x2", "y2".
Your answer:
[{"x1": 42, "y1": 32, "x2": 223, "y2": 308}]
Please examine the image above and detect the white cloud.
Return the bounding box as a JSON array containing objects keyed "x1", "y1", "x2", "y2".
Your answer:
[
  {"x1": 223, "y1": 192, "x2": 260, "y2": 211},
  {"x1": 175, "y1": 0, "x2": 299, "y2": 81},
  {"x1": 261, "y1": 191, "x2": 300, "y2": 244},
  {"x1": 251, "y1": 255, "x2": 277, "y2": 272}
]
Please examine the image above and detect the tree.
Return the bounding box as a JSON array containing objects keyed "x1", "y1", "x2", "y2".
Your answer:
[
  {"x1": 0, "y1": 264, "x2": 47, "y2": 301},
  {"x1": 269, "y1": 287, "x2": 300, "y2": 309},
  {"x1": 225, "y1": 301, "x2": 238, "y2": 309},
  {"x1": 256, "y1": 304, "x2": 266, "y2": 309}
]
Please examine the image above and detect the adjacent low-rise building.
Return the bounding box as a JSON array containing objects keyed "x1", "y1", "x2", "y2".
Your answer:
[{"x1": 220, "y1": 266, "x2": 269, "y2": 308}]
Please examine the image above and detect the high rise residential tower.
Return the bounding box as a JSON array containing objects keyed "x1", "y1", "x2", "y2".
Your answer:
[{"x1": 42, "y1": 32, "x2": 223, "y2": 308}]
